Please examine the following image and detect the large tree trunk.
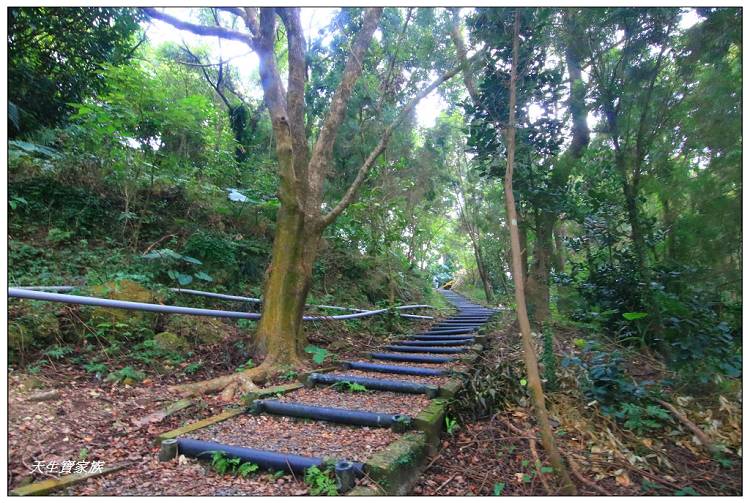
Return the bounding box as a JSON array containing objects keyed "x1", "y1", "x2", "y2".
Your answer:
[
  {"x1": 254, "y1": 204, "x2": 317, "y2": 365},
  {"x1": 518, "y1": 221, "x2": 529, "y2": 284},
  {"x1": 503, "y1": 10, "x2": 576, "y2": 494},
  {"x1": 151, "y1": 7, "x2": 460, "y2": 398},
  {"x1": 552, "y1": 220, "x2": 566, "y2": 272},
  {"x1": 622, "y1": 172, "x2": 647, "y2": 279},
  {"x1": 525, "y1": 214, "x2": 555, "y2": 322},
  {"x1": 523, "y1": 11, "x2": 589, "y2": 324}
]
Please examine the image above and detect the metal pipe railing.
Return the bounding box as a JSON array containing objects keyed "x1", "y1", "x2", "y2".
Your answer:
[
  {"x1": 13, "y1": 285, "x2": 429, "y2": 314},
  {"x1": 8, "y1": 288, "x2": 433, "y2": 322}
]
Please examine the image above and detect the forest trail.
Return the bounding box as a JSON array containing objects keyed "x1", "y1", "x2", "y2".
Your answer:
[
  {"x1": 14, "y1": 290, "x2": 497, "y2": 496},
  {"x1": 8, "y1": 6, "x2": 741, "y2": 497}
]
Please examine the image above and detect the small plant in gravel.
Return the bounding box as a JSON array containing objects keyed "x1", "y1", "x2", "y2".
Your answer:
[
  {"x1": 493, "y1": 482, "x2": 506, "y2": 495},
  {"x1": 613, "y1": 402, "x2": 672, "y2": 435},
  {"x1": 27, "y1": 361, "x2": 48, "y2": 374},
  {"x1": 106, "y1": 366, "x2": 145, "y2": 384},
  {"x1": 269, "y1": 469, "x2": 286, "y2": 481},
  {"x1": 304, "y1": 465, "x2": 338, "y2": 496},
  {"x1": 184, "y1": 361, "x2": 203, "y2": 375},
  {"x1": 445, "y1": 416, "x2": 459, "y2": 435},
  {"x1": 235, "y1": 358, "x2": 255, "y2": 372},
  {"x1": 304, "y1": 345, "x2": 331, "y2": 365},
  {"x1": 674, "y1": 486, "x2": 700, "y2": 496},
  {"x1": 237, "y1": 461, "x2": 260, "y2": 477},
  {"x1": 84, "y1": 361, "x2": 108, "y2": 377},
  {"x1": 280, "y1": 368, "x2": 298, "y2": 381},
  {"x1": 44, "y1": 344, "x2": 74, "y2": 360},
  {"x1": 333, "y1": 381, "x2": 368, "y2": 393},
  {"x1": 210, "y1": 451, "x2": 259, "y2": 478}
]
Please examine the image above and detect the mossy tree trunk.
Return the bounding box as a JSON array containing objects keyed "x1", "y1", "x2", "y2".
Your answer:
[
  {"x1": 148, "y1": 7, "x2": 465, "y2": 396},
  {"x1": 254, "y1": 205, "x2": 318, "y2": 365}
]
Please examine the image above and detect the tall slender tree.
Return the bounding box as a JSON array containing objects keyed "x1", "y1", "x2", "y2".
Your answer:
[{"x1": 450, "y1": 8, "x2": 575, "y2": 492}]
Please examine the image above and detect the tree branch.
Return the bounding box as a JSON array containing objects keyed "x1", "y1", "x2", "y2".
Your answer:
[
  {"x1": 319, "y1": 62, "x2": 463, "y2": 229},
  {"x1": 255, "y1": 8, "x2": 299, "y2": 208},
  {"x1": 380, "y1": 7, "x2": 413, "y2": 96},
  {"x1": 307, "y1": 8, "x2": 384, "y2": 207},
  {"x1": 278, "y1": 8, "x2": 311, "y2": 182},
  {"x1": 180, "y1": 43, "x2": 232, "y2": 110},
  {"x1": 142, "y1": 8, "x2": 254, "y2": 47},
  {"x1": 450, "y1": 8, "x2": 481, "y2": 105},
  {"x1": 216, "y1": 7, "x2": 245, "y2": 19}
]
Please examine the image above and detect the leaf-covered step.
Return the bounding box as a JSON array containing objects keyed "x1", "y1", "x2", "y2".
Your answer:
[
  {"x1": 342, "y1": 361, "x2": 448, "y2": 377},
  {"x1": 405, "y1": 334, "x2": 477, "y2": 341},
  {"x1": 249, "y1": 399, "x2": 413, "y2": 431},
  {"x1": 306, "y1": 372, "x2": 439, "y2": 397},
  {"x1": 383, "y1": 345, "x2": 468, "y2": 354},
  {"x1": 394, "y1": 339, "x2": 473, "y2": 346},
  {"x1": 422, "y1": 328, "x2": 478, "y2": 335},
  {"x1": 174, "y1": 437, "x2": 364, "y2": 476},
  {"x1": 370, "y1": 352, "x2": 456, "y2": 364}
]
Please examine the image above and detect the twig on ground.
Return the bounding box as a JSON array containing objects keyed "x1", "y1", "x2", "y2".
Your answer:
[
  {"x1": 565, "y1": 454, "x2": 608, "y2": 495},
  {"x1": 433, "y1": 474, "x2": 456, "y2": 495},
  {"x1": 655, "y1": 398, "x2": 723, "y2": 456}
]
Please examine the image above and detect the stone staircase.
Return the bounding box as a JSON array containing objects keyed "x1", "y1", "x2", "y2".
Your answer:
[{"x1": 159, "y1": 289, "x2": 498, "y2": 495}]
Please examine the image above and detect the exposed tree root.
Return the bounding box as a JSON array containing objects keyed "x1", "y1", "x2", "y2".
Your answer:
[
  {"x1": 565, "y1": 455, "x2": 608, "y2": 495},
  {"x1": 169, "y1": 365, "x2": 268, "y2": 398},
  {"x1": 169, "y1": 354, "x2": 308, "y2": 398},
  {"x1": 498, "y1": 416, "x2": 552, "y2": 493},
  {"x1": 655, "y1": 398, "x2": 724, "y2": 456},
  {"x1": 219, "y1": 382, "x2": 238, "y2": 402}
]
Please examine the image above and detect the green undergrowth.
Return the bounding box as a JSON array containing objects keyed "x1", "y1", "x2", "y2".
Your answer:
[
  {"x1": 303, "y1": 465, "x2": 339, "y2": 496},
  {"x1": 9, "y1": 159, "x2": 437, "y2": 373}
]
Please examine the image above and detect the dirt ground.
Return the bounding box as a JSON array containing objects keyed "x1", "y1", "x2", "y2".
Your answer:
[
  {"x1": 6, "y1": 313, "x2": 451, "y2": 495},
  {"x1": 413, "y1": 319, "x2": 743, "y2": 496}
]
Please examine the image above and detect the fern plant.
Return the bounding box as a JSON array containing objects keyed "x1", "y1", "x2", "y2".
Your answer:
[
  {"x1": 445, "y1": 416, "x2": 459, "y2": 435},
  {"x1": 333, "y1": 381, "x2": 368, "y2": 393},
  {"x1": 210, "y1": 451, "x2": 259, "y2": 478},
  {"x1": 304, "y1": 466, "x2": 338, "y2": 496}
]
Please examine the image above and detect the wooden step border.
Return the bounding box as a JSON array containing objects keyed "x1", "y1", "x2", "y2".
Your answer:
[{"x1": 10, "y1": 462, "x2": 131, "y2": 496}]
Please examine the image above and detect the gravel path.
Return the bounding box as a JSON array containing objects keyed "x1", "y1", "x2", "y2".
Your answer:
[
  {"x1": 277, "y1": 386, "x2": 430, "y2": 417},
  {"x1": 335, "y1": 368, "x2": 451, "y2": 387},
  {"x1": 189, "y1": 413, "x2": 399, "y2": 462}
]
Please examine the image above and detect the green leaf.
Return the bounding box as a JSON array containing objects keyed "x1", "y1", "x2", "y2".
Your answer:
[
  {"x1": 622, "y1": 312, "x2": 648, "y2": 321},
  {"x1": 176, "y1": 273, "x2": 193, "y2": 286},
  {"x1": 674, "y1": 486, "x2": 699, "y2": 496},
  {"x1": 9, "y1": 140, "x2": 61, "y2": 158},
  {"x1": 304, "y1": 345, "x2": 330, "y2": 364},
  {"x1": 181, "y1": 255, "x2": 202, "y2": 265},
  {"x1": 238, "y1": 462, "x2": 259, "y2": 477},
  {"x1": 194, "y1": 271, "x2": 214, "y2": 282},
  {"x1": 493, "y1": 482, "x2": 505, "y2": 496}
]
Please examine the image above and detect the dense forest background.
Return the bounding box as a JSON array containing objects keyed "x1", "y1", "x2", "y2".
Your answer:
[{"x1": 6, "y1": 6, "x2": 742, "y2": 495}]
